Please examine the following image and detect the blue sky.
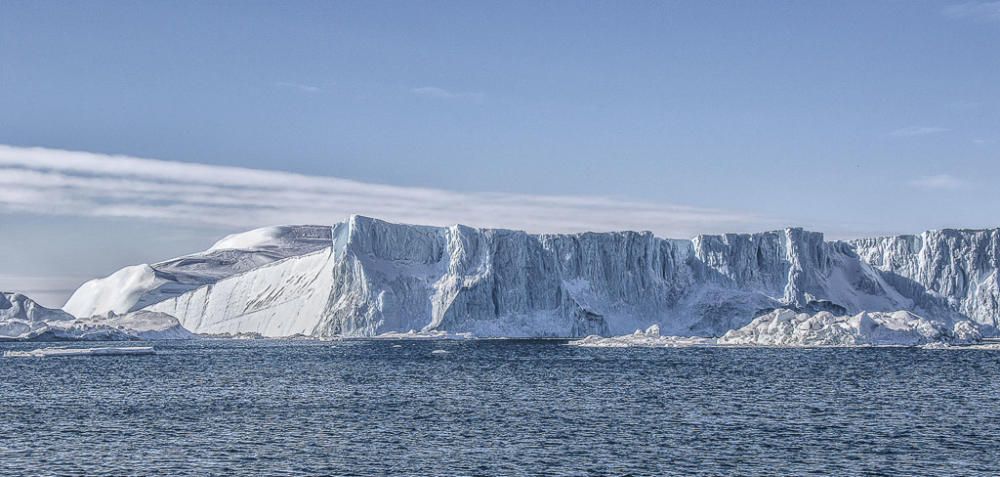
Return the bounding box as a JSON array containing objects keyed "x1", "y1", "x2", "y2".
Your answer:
[{"x1": 1, "y1": 1, "x2": 999, "y2": 305}]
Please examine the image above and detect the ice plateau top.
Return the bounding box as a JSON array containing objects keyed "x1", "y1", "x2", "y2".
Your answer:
[{"x1": 51, "y1": 215, "x2": 998, "y2": 339}]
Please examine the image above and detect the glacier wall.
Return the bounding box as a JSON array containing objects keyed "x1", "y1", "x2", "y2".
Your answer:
[
  {"x1": 852, "y1": 229, "x2": 1000, "y2": 328},
  {"x1": 69, "y1": 216, "x2": 1000, "y2": 337}
]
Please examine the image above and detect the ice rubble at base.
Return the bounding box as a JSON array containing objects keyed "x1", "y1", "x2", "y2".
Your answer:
[
  {"x1": 718, "y1": 309, "x2": 981, "y2": 346},
  {"x1": 569, "y1": 309, "x2": 985, "y2": 347},
  {"x1": 60, "y1": 216, "x2": 1000, "y2": 340},
  {"x1": 0, "y1": 292, "x2": 193, "y2": 341}
]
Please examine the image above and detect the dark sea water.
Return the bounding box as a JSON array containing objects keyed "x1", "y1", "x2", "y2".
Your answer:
[{"x1": 2, "y1": 339, "x2": 1000, "y2": 476}]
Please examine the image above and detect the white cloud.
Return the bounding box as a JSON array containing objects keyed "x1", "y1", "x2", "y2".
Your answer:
[
  {"x1": 908, "y1": 174, "x2": 967, "y2": 190},
  {"x1": 0, "y1": 274, "x2": 90, "y2": 308},
  {"x1": 275, "y1": 81, "x2": 322, "y2": 93},
  {"x1": 411, "y1": 86, "x2": 484, "y2": 102},
  {"x1": 944, "y1": 2, "x2": 1000, "y2": 22},
  {"x1": 890, "y1": 126, "x2": 949, "y2": 137},
  {"x1": 0, "y1": 145, "x2": 777, "y2": 239}
]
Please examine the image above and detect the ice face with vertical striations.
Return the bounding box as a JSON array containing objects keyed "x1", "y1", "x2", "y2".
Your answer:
[
  {"x1": 64, "y1": 216, "x2": 1000, "y2": 338},
  {"x1": 852, "y1": 229, "x2": 1000, "y2": 328}
]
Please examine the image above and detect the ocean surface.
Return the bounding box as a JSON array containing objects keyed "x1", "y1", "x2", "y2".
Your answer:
[{"x1": 2, "y1": 339, "x2": 1000, "y2": 476}]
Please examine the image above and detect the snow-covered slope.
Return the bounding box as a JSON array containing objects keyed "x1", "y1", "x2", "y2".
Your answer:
[
  {"x1": 66, "y1": 216, "x2": 1000, "y2": 338},
  {"x1": 2, "y1": 292, "x2": 193, "y2": 341},
  {"x1": 63, "y1": 225, "x2": 332, "y2": 317}
]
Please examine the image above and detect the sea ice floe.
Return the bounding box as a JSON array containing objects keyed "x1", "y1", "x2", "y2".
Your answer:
[{"x1": 4, "y1": 346, "x2": 156, "y2": 358}]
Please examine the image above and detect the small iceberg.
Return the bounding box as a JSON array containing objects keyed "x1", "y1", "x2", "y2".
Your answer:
[
  {"x1": 430, "y1": 349, "x2": 450, "y2": 355},
  {"x1": 374, "y1": 329, "x2": 474, "y2": 340},
  {"x1": 4, "y1": 346, "x2": 156, "y2": 358},
  {"x1": 568, "y1": 325, "x2": 716, "y2": 348}
]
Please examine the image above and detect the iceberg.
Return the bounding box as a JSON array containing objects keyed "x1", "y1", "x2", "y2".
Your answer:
[
  {"x1": 1, "y1": 292, "x2": 194, "y2": 341},
  {"x1": 569, "y1": 325, "x2": 716, "y2": 348},
  {"x1": 61, "y1": 216, "x2": 999, "y2": 339}
]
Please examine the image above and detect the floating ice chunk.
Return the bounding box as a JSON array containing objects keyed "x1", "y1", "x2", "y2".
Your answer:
[
  {"x1": 374, "y1": 330, "x2": 474, "y2": 340},
  {"x1": 568, "y1": 333, "x2": 715, "y2": 348},
  {"x1": 430, "y1": 349, "x2": 450, "y2": 355},
  {"x1": 920, "y1": 340, "x2": 1000, "y2": 350},
  {"x1": 4, "y1": 346, "x2": 156, "y2": 358}
]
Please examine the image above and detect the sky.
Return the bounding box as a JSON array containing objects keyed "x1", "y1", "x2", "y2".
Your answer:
[{"x1": 1, "y1": 1, "x2": 999, "y2": 306}]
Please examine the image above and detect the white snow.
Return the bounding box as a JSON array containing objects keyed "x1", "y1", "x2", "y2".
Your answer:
[
  {"x1": 208, "y1": 225, "x2": 325, "y2": 252},
  {"x1": 5, "y1": 346, "x2": 155, "y2": 358},
  {"x1": 63, "y1": 225, "x2": 332, "y2": 318},
  {"x1": 63, "y1": 265, "x2": 166, "y2": 318},
  {"x1": 145, "y1": 248, "x2": 336, "y2": 337}
]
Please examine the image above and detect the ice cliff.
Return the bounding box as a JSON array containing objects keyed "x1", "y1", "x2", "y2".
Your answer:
[
  {"x1": 62, "y1": 216, "x2": 1000, "y2": 338},
  {"x1": 852, "y1": 229, "x2": 999, "y2": 328}
]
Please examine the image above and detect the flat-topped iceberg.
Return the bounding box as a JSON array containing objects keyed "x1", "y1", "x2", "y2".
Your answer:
[{"x1": 61, "y1": 216, "x2": 1000, "y2": 338}]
